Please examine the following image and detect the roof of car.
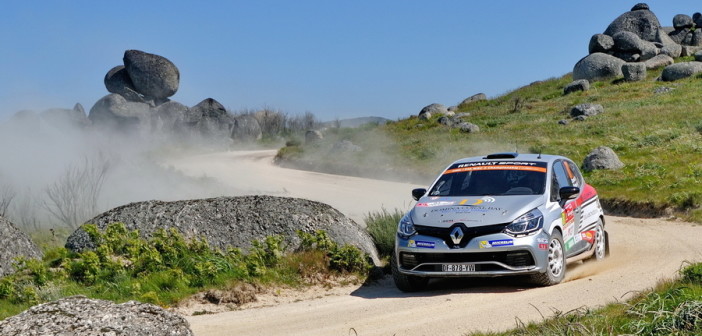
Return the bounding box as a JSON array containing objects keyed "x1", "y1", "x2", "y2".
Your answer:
[{"x1": 451, "y1": 152, "x2": 568, "y2": 166}]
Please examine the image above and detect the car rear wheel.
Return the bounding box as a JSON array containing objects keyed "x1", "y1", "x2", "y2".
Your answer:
[
  {"x1": 589, "y1": 218, "x2": 607, "y2": 261},
  {"x1": 391, "y1": 253, "x2": 429, "y2": 292},
  {"x1": 530, "y1": 230, "x2": 565, "y2": 286}
]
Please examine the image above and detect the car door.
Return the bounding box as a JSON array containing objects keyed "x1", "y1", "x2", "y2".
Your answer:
[{"x1": 551, "y1": 160, "x2": 583, "y2": 256}]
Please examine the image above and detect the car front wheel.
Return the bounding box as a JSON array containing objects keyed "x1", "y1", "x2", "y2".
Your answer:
[
  {"x1": 531, "y1": 230, "x2": 566, "y2": 286},
  {"x1": 589, "y1": 218, "x2": 607, "y2": 261},
  {"x1": 391, "y1": 253, "x2": 429, "y2": 292}
]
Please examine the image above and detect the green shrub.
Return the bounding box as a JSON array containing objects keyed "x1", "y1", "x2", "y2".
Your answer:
[
  {"x1": 365, "y1": 209, "x2": 404, "y2": 259},
  {"x1": 682, "y1": 263, "x2": 702, "y2": 284}
]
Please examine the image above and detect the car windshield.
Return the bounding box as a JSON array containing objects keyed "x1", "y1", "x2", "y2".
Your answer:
[{"x1": 428, "y1": 161, "x2": 547, "y2": 197}]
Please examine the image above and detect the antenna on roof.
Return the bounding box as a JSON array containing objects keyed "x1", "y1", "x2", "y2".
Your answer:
[{"x1": 537, "y1": 150, "x2": 542, "y2": 159}]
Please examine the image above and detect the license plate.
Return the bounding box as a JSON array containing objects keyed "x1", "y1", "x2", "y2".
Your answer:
[{"x1": 442, "y1": 264, "x2": 476, "y2": 272}]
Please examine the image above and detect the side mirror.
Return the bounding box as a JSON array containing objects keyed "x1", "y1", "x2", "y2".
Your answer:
[
  {"x1": 559, "y1": 186, "x2": 580, "y2": 201},
  {"x1": 412, "y1": 188, "x2": 427, "y2": 201}
]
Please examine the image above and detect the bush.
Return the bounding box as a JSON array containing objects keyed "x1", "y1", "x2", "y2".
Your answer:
[
  {"x1": 682, "y1": 263, "x2": 702, "y2": 284},
  {"x1": 365, "y1": 209, "x2": 404, "y2": 259}
]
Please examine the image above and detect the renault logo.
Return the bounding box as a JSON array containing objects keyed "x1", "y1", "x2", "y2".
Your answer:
[{"x1": 450, "y1": 226, "x2": 464, "y2": 245}]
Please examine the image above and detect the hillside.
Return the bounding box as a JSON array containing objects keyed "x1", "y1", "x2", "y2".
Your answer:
[{"x1": 278, "y1": 58, "x2": 702, "y2": 222}]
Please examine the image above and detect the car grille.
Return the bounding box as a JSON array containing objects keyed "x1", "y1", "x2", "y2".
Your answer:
[
  {"x1": 414, "y1": 223, "x2": 507, "y2": 248},
  {"x1": 400, "y1": 251, "x2": 535, "y2": 272}
]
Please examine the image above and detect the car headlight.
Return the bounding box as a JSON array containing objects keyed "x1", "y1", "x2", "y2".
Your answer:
[
  {"x1": 503, "y1": 208, "x2": 543, "y2": 236},
  {"x1": 397, "y1": 212, "x2": 416, "y2": 238}
]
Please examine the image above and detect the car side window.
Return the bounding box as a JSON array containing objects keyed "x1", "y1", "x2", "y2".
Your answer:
[
  {"x1": 551, "y1": 161, "x2": 572, "y2": 202},
  {"x1": 564, "y1": 160, "x2": 582, "y2": 187}
]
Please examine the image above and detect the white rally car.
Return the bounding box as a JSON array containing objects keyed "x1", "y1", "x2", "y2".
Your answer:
[{"x1": 392, "y1": 152, "x2": 607, "y2": 291}]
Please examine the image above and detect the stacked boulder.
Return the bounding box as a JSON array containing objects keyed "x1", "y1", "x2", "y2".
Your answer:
[
  {"x1": 90, "y1": 50, "x2": 261, "y2": 142},
  {"x1": 571, "y1": 4, "x2": 702, "y2": 87}
]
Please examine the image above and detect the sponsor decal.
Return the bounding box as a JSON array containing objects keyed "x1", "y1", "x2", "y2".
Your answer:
[
  {"x1": 416, "y1": 201, "x2": 455, "y2": 207},
  {"x1": 479, "y1": 239, "x2": 513, "y2": 248},
  {"x1": 415, "y1": 241, "x2": 435, "y2": 249},
  {"x1": 536, "y1": 238, "x2": 548, "y2": 244},
  {"x1": 565, "y1": 237, "x2": 575, "y2": 250},
  {"x1": 458, "y1": 197, "x2": 496, "y2": 206},
  {"x1": 564, "y1": 224, "x2": 575, "y2": 239},
  {"x1": 408, "y1": 240, "x2": 435, "y2": 249},
  {"x1": 430, "y1": 206, "x2": 503, "y2": 214},
  {"x1": 562, "y1": 202, "x2": 576, "y2": 227},
  {"x1": 538, "y1": 243, "x2": 548, "y2": 250},
  {"x1": 442, "y1": 161, "x2": 548, "y2": 175},
  {"x1": 581, "y1": 231, "x2": 595, "y2": 244}
]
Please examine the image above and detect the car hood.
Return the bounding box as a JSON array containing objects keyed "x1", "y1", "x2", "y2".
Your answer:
[{"x1": 411, "y1": 195, "x2": 544, "y2": 228}]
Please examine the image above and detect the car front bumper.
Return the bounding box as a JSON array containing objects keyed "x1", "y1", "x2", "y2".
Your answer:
[{"x1": 395, "y1": 230, "x2": 551, "y2": 277}]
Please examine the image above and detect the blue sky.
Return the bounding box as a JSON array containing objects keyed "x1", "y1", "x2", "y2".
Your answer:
[{"x1": 1, "y1": 1, "x2": 699, "y2": 122}]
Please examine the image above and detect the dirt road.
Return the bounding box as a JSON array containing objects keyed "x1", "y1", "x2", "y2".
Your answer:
[{"x1": 168, "y1": 150, "x2": 702, "y2": 336}]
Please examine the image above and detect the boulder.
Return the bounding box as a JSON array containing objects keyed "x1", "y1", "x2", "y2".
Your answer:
[
  {"x1": 582, "y1": 146, "x2": 624, "y2": 172},
  {"x1": 657, "y1": 29, "x2": 682, "y2": 57},
  {"x1": 570, "y1": 103, "x2": 604, "y2": 118},
  {"x1": 231, "y1": 114, "x2": 262, "y2": 141},
  {"x1": 88, "y1": 93, "x2": 152, "y2": 132},
  {"x1": 589, "y1": 34, "x2": 614, "y2": 54},
  {"x1": 612, "y1": 31, "x2": 658, "y2": 60},
  {"x1": 104, "y1": 65, "x2": 144, "y2": 103},
  {"x1": 455, "y1": 112, "x2": 471, "y2": 118},
  {"x1": 153, "y1": 101, "x2": 189, "y2": 133},
  {"x1": 419, "y1": 103, "x2": 448, "y2": 117},
  {"x1": 563, "y1": 79, "x2": 590, "y2": 94},
  {"x1": 631, "y1": 3, "x2": 649, "y2": 11},
  {"x1": 644, "y1": 54, "x2": 674, "y2": 69},
  {"x1": 603, "y1": 8, "x2": 662, "y2": 42},
  {"x1": 64, "y1": 196, "x2": 379, "y2": 264},
  {"x1": 0, "y1": 296, "x2": 193, "y2": 336},
  {"x1": 459, "y1": 93, "x2": 487, "y2": 106},
  {"x1": 457, "y1": 122, "x2": 480, "y2": 133},
  {"x1": 438, "y1": 115, "x2": 455, "y2": 127},
  {"x1": 692, "y1": 30, "x2": 702, "y2": 47},
  {"x1": 331, "y1": 140, "x2": 362, "y2": 153},
  {"x1": 558, "y1": 119, "x2": 569, "y2": 125},
  {"x1": 696, "y1": 50, "x2": 702, "y2": 62},
  {"x1": 188, "y1": 98, "x2": 234, "y2": 138},
  {"x1": 668, "y1": 28, "x2": 690, "y2": 44},
  {"x1": 123, "y1": 50, "x2": 180, "y2": 99},
  {"x1": 573, "y1": 53, "x2": 625, "y2": 82},
  {"x1": 660, "y1": 62, "x2": 702, "y2": 81},
  {"x1": 681, "y1": 45, "x2": 702, "y2": 57},
  {"x1": 622, "y1": 62, "x2": 647, "y2": 81},
  {"x1": 305, "y1": 130, "x2": 323, "y2": 144},
  {"x1": 417, "y1": 112, "x2": 431, "y2": 121},
  {"x1": 0, "y1": 216, "x2": 42, "y2": 277},
  {"x1": 695, "y1": 12, "x2": 702, "y2": 28},
  {"x1": 673, "y1": 14, "x2": 694, "y2": 29}
]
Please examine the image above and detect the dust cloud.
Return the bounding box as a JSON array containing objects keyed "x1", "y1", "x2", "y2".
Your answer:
[{"x1": 0, "y1": 110, "x2": 241, "y2": 234}]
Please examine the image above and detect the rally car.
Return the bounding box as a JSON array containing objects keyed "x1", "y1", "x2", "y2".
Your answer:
[{"x1": 392, "y1": 152, "x2": 608, "y2": 291}]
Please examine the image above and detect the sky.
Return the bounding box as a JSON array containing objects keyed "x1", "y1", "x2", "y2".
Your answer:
[{"x1": 1, "y1": 1, "x2": 700, "y2": 122}]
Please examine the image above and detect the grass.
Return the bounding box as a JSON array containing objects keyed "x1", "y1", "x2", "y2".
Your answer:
[
  {"x1": 468, "y1": 262, "x2": 702, "y2": 336},
  {"x1": 0, "y1": 224, "x2": 371, "y2": 320},
  {"x1": 365, "y1": 208, "x2": 404, "y2": 260},
  {"x1": 281, "y1": 60, "x2": 702, "y2": 222}
]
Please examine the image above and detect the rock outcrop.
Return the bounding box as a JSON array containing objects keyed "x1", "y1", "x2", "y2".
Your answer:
[
  {"x1": 0, "y1": 296, "x2": 193, "y2": 336},
  {"x1": 87, "y1": 49, "x2": 261, "y2": 143},
  {"x1": 575, "y1": 4, "x2": 702, "y2": 83},
  {"x1": 0, "y1": 216, "x2": 43, "y2": 277},
  {"x1": 65, "y1": 196, "x2": 379, "y2": 264}
]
